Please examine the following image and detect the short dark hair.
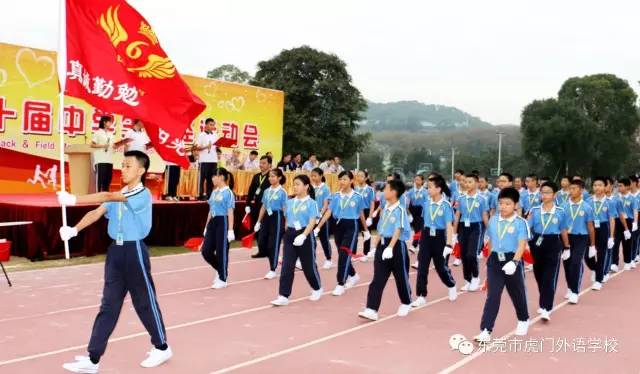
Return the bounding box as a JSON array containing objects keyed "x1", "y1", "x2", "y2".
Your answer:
[
  {"x1": 561, "y1": 175, "x2": 571, "y2": 183},
  {"x1": 629, "y1": 175, "x2": 639, "y2": 184},
  {"x1": 98, "y1": 115, "x2": 112, "y2": 129},
  {"x1": 498, "y1": 187, "x2": 520, "y2": 204},
  {"x1": 387, "y1": 179, "x2": 406, "y2": 198},
  {"x1": 455, "y1": 169, "x2": 464, "y2": 175},
  {"x1": 260, "y1": 155, "x2": 272, "y2": 164},
  {"x1": 124, "y1": 150, "x2": 150, "y2": 184},
  {"x1": 541, "y1": 181, "x2": 558, "y2": 193},
  {"x1": 250, "y1": 150, "x2": 259, "y2": 156},
  {"x1": 205, "y1": 118, "x2": 215, "y2": 125},
  {"x1": 500, "y1": 172, "x2": 514, "y2": 182},
  {"x1": 619, "y1": 177, "x2": 631, "y2": 187},
  {"x1": 592, "y1": 176, "x2": 606, "y2": 185},
  {"x1": 465, "y1": 173, "x2": 479, "y2": 181},
  {"x1": 570, "y1": 179, "x2": 585, "y2": 189},
  {"x1": 526, "y1": 174, "x2": 538, "y2": 181}
]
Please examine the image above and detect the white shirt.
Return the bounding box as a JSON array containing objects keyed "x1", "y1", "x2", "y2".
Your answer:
[
  {"x1": 91, "y1": 128, "x2": 114, "y2": 166},
  {"x1": 124, "y1": 128, "x2": 150, "y2": 152},
  {"x1": 197, "y1": 131, "x2": 219, "y2": 163},
  {"x1": 302, "y1": 160, "x2": 317, "y2": 171},
  {"x1": 243, "y1": 158, "x2": 260, "y2": 170}
]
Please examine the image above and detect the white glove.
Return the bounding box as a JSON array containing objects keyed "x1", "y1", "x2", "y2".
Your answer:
[
  {"x1": 372, "y1": 210, "x2": 379, "y2": 218},
  {"x1": 313, "y1": 227, "x2": 320, "y2": 236},
  {"x1": 607, "y1": 237, "x2": 615, "y2": 249},
  {"x1": 363, "y1": 231, "x2": 371, "y2": 241},
  {"x1": 59, "y1": 226, "x2": 78, "y2": 241},
  {"x1": 57, "y1": 191, "x2": 77, "y2": 206},
  {"x1": 203, "y1": 227, "x2": 207, "y2": 236},
  {"x1": 624, "y1": 230, "x2": 632, "y2": 240},
  {"x1": 588, "y1": 245, "x2": 597, "y2": 258},
  {"x1": 293, "y1": 234, "x2": 307, "y2": 246},
  {"x1": 227, "y1": 230, "x2": 235, "y2": 241},
  {"x1": 408, "y1": 215, "x2": 414, "y2": 223},
  {"x1": 443, "y1": 245, "x2": 453, "y2": 258},
  {"x1": 382, "y1": 246, "x2": 393, "y2": 260},
  {"x1": 453, "y1": 234, "x2": 458, "y2": 245},
  {"x1": 245, "y1": 206, "x2": 251, "y2": 214},
  {"x1": 365, "y1": 217, "x2": 373, "y2": 227},
  {"x1": 502, "y1": 260, "x2": 517, "y2": 275},
  {"x1": 483, "y1": 234, "x2": 490, "y2": 244},
  {"x1": 254, "y1": 222, "x2": 261, "y2": 232},
  {"x1": 633, "y1": 221, "x2": 638, "y2": 232},
  {"x1": 561, "y1": 249, "x2": 571, "y2": 261}
]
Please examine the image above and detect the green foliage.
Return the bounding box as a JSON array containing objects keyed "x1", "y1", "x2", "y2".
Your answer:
[
  {"x1": 522, "y1": 74, "x2": 640, "y2": 177},
  {"x1": 251, "y1": 46, "x2": 369, "y2": 160},
  {"x1": 206, "y1": 64, "x2": 252, "y2": 83}
]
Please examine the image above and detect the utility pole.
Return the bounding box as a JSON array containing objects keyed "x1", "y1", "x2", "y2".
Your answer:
[{"x1": 497, "y1": 132, "x2": 504, "y2": 175}]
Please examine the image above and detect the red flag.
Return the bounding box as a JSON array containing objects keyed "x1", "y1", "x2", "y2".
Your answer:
[
  {"x1": 522, "y1": 249, "x2": 535, "y2": 264},
  {"x1": 241, "y1": 233, "x2": 255, "y2": 249},
  {"x1": 64, "y1": 0, "x2": 205, "y2": 167},
  {"x1": 184, "y1": 237, "x2": 203, "y2": 252},
  {"x1": 241, "y1": 213, "x2": 251, "y2": 230},
  {"x1": 412, "y1": 230, "x2": 421, "y2": 243},
  {"x1": 452, "y1": 242, "x2": 461, "y2": 259},
  {"x1": 481, "y1": 243, "x2": 489, "y2": 258}
]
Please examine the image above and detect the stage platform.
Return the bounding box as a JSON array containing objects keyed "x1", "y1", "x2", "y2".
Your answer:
[{"x1": 0, "y1": 194, "x2": 250, "y2": 259}]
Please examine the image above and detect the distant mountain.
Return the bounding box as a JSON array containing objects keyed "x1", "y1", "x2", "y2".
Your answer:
[{"x1": 361, "y1": 100, "x2": 493, "y2": 131}]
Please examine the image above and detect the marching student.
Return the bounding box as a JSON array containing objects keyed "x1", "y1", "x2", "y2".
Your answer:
[
  {"x1": 271, "y1": 175, "x2": 323, "y2": 306},
  {"x1": 254, "y1": 168, "x2": 287, "y2": 279},
  {"x1": 202, "y1": 168, "x2": 236, "y2": 289},
  {"x1": 450, "y1": 169, "x2": 464, "y2": 199},
  {"x1": 514, "y1": 176, "x2": 525, "y2": 195},
  {"x1": 407, "y1": 175, "x2": 427, "y2": 251},
  {"x1": 316, "y1": 171, "x2": 371, "y2": 296},
  {"x1": 478, "y1": 176, "x2": 491, "y2": 202},
  {"x1": 412, "y1": 175, "x2": 457, "y2": 307},
  {"x1": 561, "y1": 179, "x2": 596, "y2": 304},
  {"x1": 629, "y1": 175, "x2": 640, "y2": 266},
  {"x1": 58, "y1": 151, "x2": 172, "y2": 372},
  {"x1": 604, "y1": 177, "x2": 621, "y2": 281},
  {"x1": 586, "y1": 177, "x2": 615, "y2": 291},
  {"x1": 489, "y1": 172, "x2": 515, "y2": 216},
  {"x1": 519, "y1": 174, "x2": 540, "y2": 217},
  {"x1": 475, "y1": 187, "x2": 530, "y2": 343},
  {"x1": 355, "y1": 170, "x2": 376, "y2": 261},
  {"x1": 453, "y1": 173, "x2": 489, "y2": 292},
  {"x1": 311, "y1": 168, "x2": 333, "y2": 269},
  {"x1": 555, "y1": 176, "x2": 571, "y2": 206},
  {"x1": 613, "y1": 178, "x2": 637, "y2": 271},
  {"x1": 359, "y1": 179, "x2": 413, "y2": 321},
  {"x1": 527, "y1": 182, "x2": 570, "y2": 321}
]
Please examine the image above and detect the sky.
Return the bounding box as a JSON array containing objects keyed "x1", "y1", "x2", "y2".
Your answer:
[{"x1": 3, "y1": 0, "x2": 639, "y2": 125}]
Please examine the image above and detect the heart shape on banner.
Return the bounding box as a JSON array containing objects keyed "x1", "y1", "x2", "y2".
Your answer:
[
  {"x1": 230, "y1": 96, "x2": 245, "y2": 112},
  {"x1": 15, "y1": 48, "x2": 55, "y2": 88}
]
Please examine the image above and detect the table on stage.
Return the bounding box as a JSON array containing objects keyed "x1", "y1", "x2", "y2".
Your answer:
[{"x1": 175, "y1": 169, "x2": 339, "y2": 198}]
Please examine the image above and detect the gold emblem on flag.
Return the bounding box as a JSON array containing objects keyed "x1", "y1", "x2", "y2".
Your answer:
[{"x1": 98, "y1": 6, "x2": 176, "y2": 79}]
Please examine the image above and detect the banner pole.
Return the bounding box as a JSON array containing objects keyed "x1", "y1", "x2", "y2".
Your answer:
[{"x1": 57, "y1": 0, "x2": 70, "y2": 260}]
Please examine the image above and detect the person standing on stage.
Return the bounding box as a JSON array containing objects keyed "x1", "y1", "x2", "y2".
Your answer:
[
  {"x1": 91, "y1": 115, "x2": 115, "y2": 192},
  {"x1": 196, "y1": 118, "x2": 219, "y2": 200},
  {"x1": 247, "y1": 155, "x2": 273, "y2": 258},
  {"x1": 164, "y1": 161, "x2": 180, "y2": 201},
  {"x1": 118, "y1": 119, "x2": 152, "y2": 153}
]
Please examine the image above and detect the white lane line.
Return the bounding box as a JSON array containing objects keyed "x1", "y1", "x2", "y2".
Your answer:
[
  {"x1": 0, "y1": 266, "x2": 378, "y2": 367},
  {"x1": 437, "y1": 269, "x2": 626, "y2": 374}
]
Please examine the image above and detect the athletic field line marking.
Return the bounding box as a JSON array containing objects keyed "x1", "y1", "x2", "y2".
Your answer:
[
  {"x1": 437, "y1": 269, "x2": 627, "y2": 374},
  {"x1": 0, "y1": 265, "x2": 380, "y2": 367}
]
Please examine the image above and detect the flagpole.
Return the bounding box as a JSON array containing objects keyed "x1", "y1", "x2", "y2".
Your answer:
[{"x1": 57, "y1": 0, "x2": 70, "y2": 260}]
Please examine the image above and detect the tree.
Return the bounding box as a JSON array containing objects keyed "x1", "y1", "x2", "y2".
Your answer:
[
  {"x1": 207, "y1": 64, "x2": 252, "y2": 83},
  {"x1": 251, "y1": 46, "x2": 369, "y2": 159}
]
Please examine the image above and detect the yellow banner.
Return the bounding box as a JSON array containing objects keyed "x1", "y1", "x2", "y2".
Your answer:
[{"x1": 0, "y1": 42, "x2": 283, "y2": 194}]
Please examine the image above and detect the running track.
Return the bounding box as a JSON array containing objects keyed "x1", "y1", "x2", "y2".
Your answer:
[{"x1": 0, "y1": 241, "x2": 638, "y2": 373}]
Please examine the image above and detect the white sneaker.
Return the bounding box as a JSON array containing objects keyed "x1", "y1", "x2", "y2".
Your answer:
[
  {"x1": 211, "y1": 278, "x2": 227, "y2": 289},
  {"x1": 411, "y1": 261, "x2": 419, "y2": 269},
  {"x1": 469, "y1": 277, "x2": 480, "y2": 292},
  {"x1": 271, "y1": 295, "x2": 289, "y2": 306},
  {"x1": 264, "y1": 270, "x2": 277, "y2": 280},
  {"x1": 448, "y1": 287, "x2": 458, "y2": 301},
  {"x1": 411, "y1": 296, "x2": 426, "y2": 307},
  {"x1": 610, "y1": 264, "x2": 619, "y2": 273},
  {"x1": 474, "y1": 329, "x2": 491, "y2": 343},
  {"x1": 564, "y1": 290, "x2": 571, "y2": 299},
  {"x1": 332, "y1": 285, "x2": 345, "y2": 296},
  {"x1": 603, "y1": 274, "x2": 610, "y2": 283},
  {"x1": 624, "y1": 263, "x2": 632, "y2": 271},
  {"x1": 536, "y1": 307, "x2": 544, "y2": 314},
  {"x1": 452, "y1": 258, "x2": 462, "y2": 266},
  {"x1": 140, "y1": 346, "x2": 173, "y2": 368},
  {"x1": 591, "y1": 272, "x2": 596, "y2": 282},
  {"x1": 322, "y1": 260, "x2": 332, "y2": 270},
  {"x1": 360, "y1": 255, "x2": 369, "y2": 262},
  {"x1": 358, "y1": 308, "x2": 379, "y2": 321},
  {"x1": 309, "y1": 288, "x2": 323, "y2": 301},
  {"x1": 345, "y1": 273, "x2": 360, "y2": 289},
  {"x1": 367, "y1": 250, "x2": 376, "y2": 259},
  {"x1": 591, "y1": 282, "x2": 602, "y2": 291},
  {"x1": 526, "y1": 264, "x2": 534, "y2": 271},
  {"x1": 632, "y1": 261, "x2": 637, "y2": 269},
  {"x1": 515, "y1": 320, "x2": 529, "y2": 336},
  {"x1": 540, "y1": 309, "x2": 551, "y2": 321},
  {"x1": 295, "y1": 259, "x2": 302, "y2": 270},
  {"x1": 63, "y1": 356, "x2": 99, "y2": 374},
  {"x1": 460, "y1": 282, "x2": 470, "y2": 292},
  {"x1": 568, "y1": 292, "x2": 579, "y2": 304},
  {"x1": 397, "y1": 304, "x2": 411, "y2": 317}
]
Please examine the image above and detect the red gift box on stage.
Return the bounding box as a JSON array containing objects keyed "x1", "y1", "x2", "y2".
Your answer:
[{"x1": 0, "y1": 240, "x2": 11, "y2": 262}]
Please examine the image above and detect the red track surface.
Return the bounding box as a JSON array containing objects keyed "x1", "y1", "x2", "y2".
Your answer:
[{"x1": 0, "y1": 241, "x2": 638, "y2": 373}]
